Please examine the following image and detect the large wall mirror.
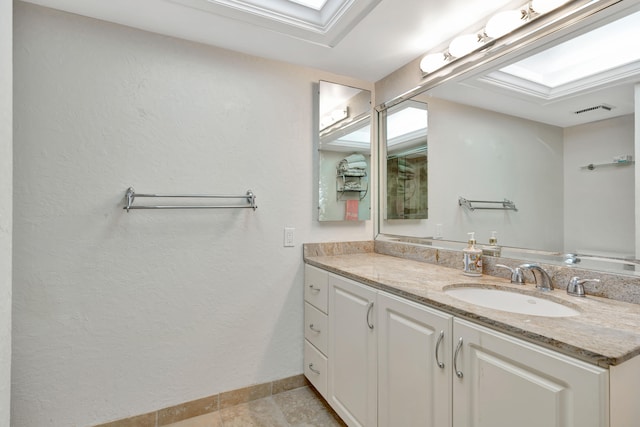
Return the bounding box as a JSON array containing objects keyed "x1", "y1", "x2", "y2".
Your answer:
[
  {"x1": 318, "y1": 81, "x2": 372, "y2": 221},
  {"x1": 378, "y1": 1, "x2": 640, "y2": 274}
]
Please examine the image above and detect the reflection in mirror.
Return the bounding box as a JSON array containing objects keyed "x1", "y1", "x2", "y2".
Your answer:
[
  {"x1": 318, "y1": 81, "x2": 372, "y2": 221},
  {"x1": 377, "y1": 4, "x2": 640, "y2": 275},
  {"x1": 384, "y1": 100, "x2": 428, "y2": 220}
]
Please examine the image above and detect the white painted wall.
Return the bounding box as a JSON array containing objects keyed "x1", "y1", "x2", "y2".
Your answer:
[
  {"x1": 12, "y1": 3, "x2": 373, "y2": 426},
  {"x1": 564, "y1": 115, "x2": 635, "y2": 257},
  {"x1": 0, "y1": 0, "x2": 12, "y2": 425},
  {"x1": 420, "y1": 97, "x2": 564, "y2": 250}
]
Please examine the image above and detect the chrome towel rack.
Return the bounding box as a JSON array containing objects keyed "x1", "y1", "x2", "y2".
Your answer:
[
  {"x1": 123, "y1": 187, "x2": 257, "y2": 212},
  {"x1": 459, "y1": 197, "x2": 517, "y2": 212},
  {"x1": 580, "y1": 160, "x2": 635, "y2": 170}
]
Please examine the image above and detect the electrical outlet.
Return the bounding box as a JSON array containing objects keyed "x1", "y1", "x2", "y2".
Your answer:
[{"x1": 284, "y1": 227, "x2": 295, "y2": 247}]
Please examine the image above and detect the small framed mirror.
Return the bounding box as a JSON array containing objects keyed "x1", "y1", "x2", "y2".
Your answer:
[{"x1": 318, "y1": 81, "x2": 372, "y2": 221}]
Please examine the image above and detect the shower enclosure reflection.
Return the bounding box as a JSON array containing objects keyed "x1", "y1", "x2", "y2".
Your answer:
[
  {"x1": 318, "y1": 81, "x2": 372, "y2": 221},
  {"x1": 384, "y1": 100, "x2": 428, "y2": 220}
]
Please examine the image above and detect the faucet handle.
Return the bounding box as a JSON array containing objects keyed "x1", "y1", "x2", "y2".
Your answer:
[
  {"x1": 567, "y1": 276, "x2": 600, "y2": 297},
  {"x1": 496, "y1": 264, "x2": 524, "y2": 284}
]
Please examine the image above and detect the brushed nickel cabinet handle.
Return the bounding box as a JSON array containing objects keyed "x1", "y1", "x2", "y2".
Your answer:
[
  {"x1": 309, "y1": 323, "x2": 321, "y2": 333},
  {"x1": 308, "y1": 363, "x2": 321, "y2": 375},
  {"x1": 454, "y1": 337, "x2": 464, "y2": 378},
  {"x1": 366, "y1": 302, "x2": 374, "y2": 330},
  {"x1": 308, "y1": 284, "x2": 321, "y2": 293},
  {"x1": 435, "y1": 330, "x2": 445, "y2": 369}
]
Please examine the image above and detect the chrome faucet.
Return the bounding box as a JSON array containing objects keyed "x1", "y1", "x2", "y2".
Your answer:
[
  {"x1": 519, "y1": 264, "x2": 554, "y2": 291},
  {"x1": 496, "y1": 264, "x2": 524, "y2": 285}
]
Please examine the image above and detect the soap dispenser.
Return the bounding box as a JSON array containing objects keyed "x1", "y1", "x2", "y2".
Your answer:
[
  {"x1": 462, "y1": 232, "x2": 483, "y2": 276},
  {"x1": 482, "y1": 231, "x2": 502, "y2": 257}
]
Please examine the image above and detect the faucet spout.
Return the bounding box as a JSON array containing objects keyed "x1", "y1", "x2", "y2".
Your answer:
[{"x1": 519, "y1": 263, "x2": 554, "y2": 291}]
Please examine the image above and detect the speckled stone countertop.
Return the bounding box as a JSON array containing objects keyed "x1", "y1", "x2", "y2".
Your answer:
[{"x1": 304, "y1": 243, "x2": 640, "y2": 368}]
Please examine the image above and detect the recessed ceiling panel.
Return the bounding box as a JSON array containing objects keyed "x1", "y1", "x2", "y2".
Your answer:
[
  {"x1": 168, "y1": 0, "x2": 382, "y2": 46},
  {"x1": 481, "y1": 10, "x2": 640, "y2": 99},
  {"x1": 288, "y1": 0, "x2": 328, "y2": 10}
]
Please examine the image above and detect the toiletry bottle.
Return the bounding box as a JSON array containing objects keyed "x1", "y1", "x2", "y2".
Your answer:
[
  {"x1": 482, "y1": 231, "x2": 502, "y2": 257},
  {"x1": 463, "y1": 232, "x2": 483, "y2": 276}
]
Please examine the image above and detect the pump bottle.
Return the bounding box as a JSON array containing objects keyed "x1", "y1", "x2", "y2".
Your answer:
[
  {"x1": 463, "y1": 232, "x2": 482, "y2": 276},
  {"x1": 482, "y1": 231, "x2": 502, "y2": 257}
]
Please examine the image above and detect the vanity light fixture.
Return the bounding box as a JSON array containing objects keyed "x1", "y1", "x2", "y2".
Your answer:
[
  {"x1": 448, "y1": 33, "x2": 482, "y2": 58},
  {"x1": 530, "y1": 0, "x2": 571, "y2": 14},
  {"x1": 320, "y1": 106, "x2": 349, "y2": 131},
  {"x1": 419, "y1": 0, "x2": 572, "y2": 75},
  {"x1": 419, "y1": 52, "x2": 452, "y2": 74},
  {"x1": 484, "y1": 9, "x2": 526, "y2": 39}
]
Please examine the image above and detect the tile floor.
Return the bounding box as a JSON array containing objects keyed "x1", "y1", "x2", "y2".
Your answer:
[{"x1": 164, "y1": 386, "x2": 347, "y2": 427}]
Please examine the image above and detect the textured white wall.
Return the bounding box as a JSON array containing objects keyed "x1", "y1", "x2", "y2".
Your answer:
[
  {"x1": 423, "y1": 97, "x2": 564, "y2": 250},
  {"x1": 12, "y1": 3, "x2": 372, "y2": 426},
  {"x1": 564, "y1": 115, "x2": 635, "y2": 257},
  {"x1": 1, "y1": 0, "x2": 12, "y2": 425}
]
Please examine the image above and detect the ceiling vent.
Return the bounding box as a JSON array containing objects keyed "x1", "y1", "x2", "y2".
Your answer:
[{"x1": 574, "y1": 104, "x2": 614, "y2": 115}]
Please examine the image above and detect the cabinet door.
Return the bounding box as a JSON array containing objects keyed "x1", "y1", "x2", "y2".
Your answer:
[
  {"x1": 377, "y1": 292, "x2": 453, "y2": 427},
  {"x1": 328, "y1": 274, "x2": 377, "y2": 427},
  {"x1": 453, "y1": 318, "x2": 609, "y2": 427}
]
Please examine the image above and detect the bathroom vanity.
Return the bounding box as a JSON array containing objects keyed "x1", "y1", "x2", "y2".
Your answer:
[{"x1": 303, "y1": 244, "x2": 640, "y2": 427}]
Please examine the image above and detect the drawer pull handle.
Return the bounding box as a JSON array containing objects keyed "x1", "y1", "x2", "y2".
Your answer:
[
  {"x1": 366, "y1": 302, "x2": 374, "y2": 330},
  {"x1": 309, "y1": 323, "x2": 321, "y2": 333},
  {"x1": 308, "y1": 363, "x2": 321, "y2": 375},
  {"x1": 435, "y1": 330, "x2": 445, "y2": 369},
  {"x1": 454, "y1": 337, "x2": 464, "y2": 378},
  {"x1": 308, "y1": 284, "x2": 321, "y2": 293}
]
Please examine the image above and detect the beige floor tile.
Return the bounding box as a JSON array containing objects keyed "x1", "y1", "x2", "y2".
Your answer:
[
  {"x1": 219, "y1": 397, "x2": 289, "y2": 427},
  {"x1": 272, "y1": 375, "x2": 309, "y2": 395},
  {"x1": 220, "y1": 383, "x2": 272, "y2": 410},
  {"x1": 162, "y1": 411, "x2": 223, "y2": 427},
  {"x1": 158, "y1": 395, "x2": 219, "y2": 425},
  {"x1": 158, "y1": 384, "x2": 346, "y2": 427},
  {"x1": 272, "y1": 387, "x2": 346, "y2": 427}
]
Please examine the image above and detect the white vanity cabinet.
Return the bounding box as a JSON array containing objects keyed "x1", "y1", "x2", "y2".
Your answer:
[
  {"x1": 452, "y1": 318, "x2": 609, "y2": 427},
  {"x1": 327, "y1": 273, "x2": 378, "y2": 427},
  {"x1": 377, "y1": 291, "x2": 453, "y2": 427},
  {"x1": 304, "y1": 264, "x2": 617, "y2": 427},
  {"x1": 303, "y1": 265, "x2": 329, "y2": 397}
]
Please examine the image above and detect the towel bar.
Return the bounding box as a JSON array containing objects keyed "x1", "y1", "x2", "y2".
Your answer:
[
  {"x1": 123, "y1": 187, "x2": 257, "y2": 212},
  {"x1": 458, "y1": 197, "x2": 517, "y2": 212}
]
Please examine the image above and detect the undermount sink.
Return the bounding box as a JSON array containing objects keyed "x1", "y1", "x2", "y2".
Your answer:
[{"x1": 444, "y1": 285, "x2": 580, "y2": 317}]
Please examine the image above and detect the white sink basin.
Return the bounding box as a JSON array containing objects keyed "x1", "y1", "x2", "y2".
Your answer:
[{"x1": 444, "y1": 286, "x2": 580, "y2": 317}]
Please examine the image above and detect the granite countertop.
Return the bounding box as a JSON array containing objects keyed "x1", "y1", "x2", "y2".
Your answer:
[{"x1": 304, "y1": 252, "x2": 640, "y2": 368}]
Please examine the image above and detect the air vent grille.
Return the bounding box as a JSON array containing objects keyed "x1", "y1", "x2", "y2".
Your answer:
[{"x1": 574, "y1": 104, "x2": 614, "y2": 115}]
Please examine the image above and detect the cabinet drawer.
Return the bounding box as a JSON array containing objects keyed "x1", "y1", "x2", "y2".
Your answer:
[
  {"x1": 304, "y1": 302, "x2": 328, "y2": 355},
  {"x1": 304, "y1": 264, "x2": 328, "y2": 313},
  {"x1": 304, "y1": 339, "x2": 328, "y2": 398}
]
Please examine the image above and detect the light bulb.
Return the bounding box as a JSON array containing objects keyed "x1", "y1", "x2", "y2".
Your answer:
[
  {"x1": 485, "y1": 10, "x2": 524, "y2": 38},
  {"x1": 449, "y1": 34, "x2": 481, "y2": 58},
  {"x1": 420, "y1": 52, "x2": 447, "y2": 74},
  {"x1": 531, "y1": 0, "x2": 570, "y2": 14}
]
